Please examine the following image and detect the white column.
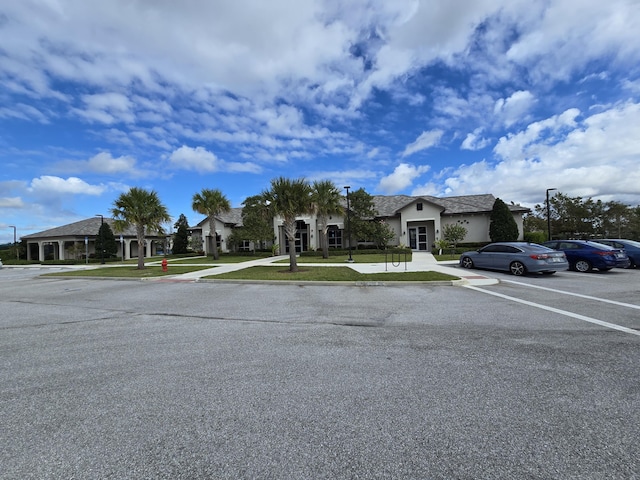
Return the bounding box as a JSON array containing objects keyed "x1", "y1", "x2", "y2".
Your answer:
[{"x1": 39, "y1": 242, "x2": 45, "y2": 262}]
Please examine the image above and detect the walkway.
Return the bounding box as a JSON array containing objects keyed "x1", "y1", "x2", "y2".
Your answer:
[{"x1": 165, "y1": 252, "x2": 497, "y2": 286}]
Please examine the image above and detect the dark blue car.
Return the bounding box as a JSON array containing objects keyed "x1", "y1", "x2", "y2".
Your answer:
[
  {"x1": 592, "y1": 239, "x2": 640, "y2": 268},
  {"x1": 543, "y1": 240, "x2": 629, "y2": 272}
]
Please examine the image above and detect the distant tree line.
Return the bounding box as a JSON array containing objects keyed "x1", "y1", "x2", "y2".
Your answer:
[{"x1": 524, "y1": 192, "x2": 640, "y2": 241}]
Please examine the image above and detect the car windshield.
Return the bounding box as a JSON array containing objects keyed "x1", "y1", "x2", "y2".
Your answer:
[{"x1": 619, "y1": 240, "x2": 640, "y2": 248}]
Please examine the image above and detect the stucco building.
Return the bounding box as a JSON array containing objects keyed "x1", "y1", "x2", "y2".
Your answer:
[
  {"x1": 191, "y1": 193, "x2": 529, "y2": 255},
  {"x1": 22, "y1": 217, "x2": 167, "y2": 261}
]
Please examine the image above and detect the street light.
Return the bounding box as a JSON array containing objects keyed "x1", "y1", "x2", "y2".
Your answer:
[
  {"x1": 546, "y1": 188, "x2": 557, "y2": 241},
  {"x1": 8, "y1": 225, "x2": 17, "y2": 260},
  {"x1": 344, "y1": 186, "x2": 353, "y2": 263},
  {"x1": 96, "y1": 214, "x2": 105, "y2": 264}
]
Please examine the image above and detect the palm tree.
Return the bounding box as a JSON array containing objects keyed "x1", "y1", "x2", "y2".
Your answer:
[
  {"x1": 311, "y1": 180, "x2": 343, "y2": 259},
  {"x1": 111, "y1": 187, "x2": 171, "y2": 269},
  {"x1": 262, "y1": 177, "x2": 313, "y2": 272},
  {"x1": 192, "y1": 188, "x2": 231, "y2": 260}
]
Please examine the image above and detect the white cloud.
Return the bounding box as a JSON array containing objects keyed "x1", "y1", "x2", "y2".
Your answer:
[
  {"x1": 440, "y1": 101, "x2": 640, "y2": 205},
  {"x1": 169, "y1": 146, "x2": 220, "y2": 172},
  {"x1": 401, "y1": 130, "x2": 444, "y2": 157},
  {"x1": 461, "y1": 128, "x2": 491, "y2": 151},
  {"x1": 168, "y1": 145, "x2": 262, "y2": 174},
  {"x1": 73, "y1": 93, "x2": 135, "y2": 124},
  {"x1": 378, "y1": 163, "x2": 430, "y2": 194},
  {"x1": 493, "y1": 90, "x2": 536, "y2": 127},
  {"x1": 54, "y1": 152, "x2": 140, "y2": 176},
  {"x1": 29, "y1": 176, "x2": 106, "y2": 196},
  {"x1": 0, "y1": 197, "x2": 26, "y2": 208}
]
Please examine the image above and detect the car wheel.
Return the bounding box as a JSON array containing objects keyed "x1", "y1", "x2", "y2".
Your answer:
[
  {"x1": 574, "y1": 259, "x2": 592, "y2": 272},
  {"x1": 509, "y1": 261, "x2": 526, "y2": 276},
  {"x1": 461, "y1": 256, "x2": 474, "y2": 269}
]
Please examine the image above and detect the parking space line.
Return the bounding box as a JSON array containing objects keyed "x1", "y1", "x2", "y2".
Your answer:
[
  {"x1": 464, "y1": 285, "x2": 640, "y2": 336},
  {"x1": 501, "y1": 279, "x2": 640, "y2": 310}
]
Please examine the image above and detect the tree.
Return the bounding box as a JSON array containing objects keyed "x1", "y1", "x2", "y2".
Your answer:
[
  {"x1": 348, "y1": 188, "x2": 377, "y2": 249},
  {"x1": 241, "y1": 194, "x2": 275, "y2": 251},
  {"x1": 95, "y1": 221, "x2": 118, "y2": 259},
  {"x1": 371, "y1": 220, "x2": 396, "y2": 249},
  {"x1": 111, "y1": 187, "x2": 170, "y2": 269},
  {"x1": 262, "y1": 177, "x2": 313, "y2": 272},
  {"x1": 442, "y1": 223, "x2": 467, "y2": 250},
  {"x1": 489, "y1": 197, "x2": 519, "y2": 242},
  {"x1": 192, "y1": 188, "x2": 231, "y2": 260},
  {"x1": 311, "y1": 180, "x2": 343, "y2": 258},
  {"x1": 172, "y1": 214, "x2": 190, "y2": 255}
]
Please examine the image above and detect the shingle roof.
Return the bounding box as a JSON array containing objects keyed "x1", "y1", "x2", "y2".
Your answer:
[
  {"x1": 194, "y1": 207, "x2": 244, "y2": 228},
  {"x1": 373, "y1": 194, "x2": 529, "y2": 217},
  {"x1": 22, "y1": 217, "x2": 164, "y2": 239}
]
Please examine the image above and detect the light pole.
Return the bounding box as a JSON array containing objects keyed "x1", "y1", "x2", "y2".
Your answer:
[
  {"x1": 8, "y1": 225, "x2": 17, "y2": 260},
  {"x1": 96, "y1": 214, "x2": 105, "y2": 264},
  {"x1": 344, "y1": 186, "x2": 353, "y2": 263},
  {"x1": 546, "y1": 188, "x2": 557, "y2": 241}
]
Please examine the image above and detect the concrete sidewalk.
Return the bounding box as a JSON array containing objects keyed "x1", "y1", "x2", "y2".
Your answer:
[{"x1": 167, "y1": 252, "x2": 498, "y2": 286}]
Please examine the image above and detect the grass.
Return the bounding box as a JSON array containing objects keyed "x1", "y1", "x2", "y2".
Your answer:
[
  {"x1": 206, "y1": 266, "x2": 458, "y2": 282},
  {"x1": 276, "y1": 252, "x2": 412, "y2": 264},
  {"x1": 42, "y1": 265, "x2": 213, "y2": 278}
]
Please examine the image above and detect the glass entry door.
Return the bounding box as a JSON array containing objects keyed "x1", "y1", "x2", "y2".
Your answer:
[{"x1": 408, "y1": 227, "x2": 428, "y2": 251}]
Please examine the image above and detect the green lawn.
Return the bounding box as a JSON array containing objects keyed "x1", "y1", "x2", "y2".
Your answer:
[
  {"x1": 277, "y1": 252, "x2": 412, "y2": 264},
  {"x1": 206, "y1": 266, "x2": 458, "y2": 282},
  {"x1": 43, "y1": 265, "x2": 213, "y2": 278}
]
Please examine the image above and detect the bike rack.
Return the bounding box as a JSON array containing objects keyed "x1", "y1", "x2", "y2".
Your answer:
[{"x1": 385, "y1": 250, "x2": 408, "y2": 271}]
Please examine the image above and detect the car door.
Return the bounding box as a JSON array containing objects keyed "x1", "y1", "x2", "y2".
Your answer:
[{"x1": 473, "y1": 245, "x2": 497, "y2": 268}]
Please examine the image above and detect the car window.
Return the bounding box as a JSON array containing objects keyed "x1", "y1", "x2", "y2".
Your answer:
[
  {"x1": 504, "y1": 246, "x2": 521, "y2": 253},
  {"x1": 559, "y1": 242, "x2": 580, "y2": 249},
  {"x1": 481, "y1": 245, "x2": 502, "y2": 252}
]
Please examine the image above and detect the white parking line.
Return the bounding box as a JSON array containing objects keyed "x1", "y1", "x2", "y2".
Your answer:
[
  {"x1": 500, "y1": 279, "x2": 640, "y2": 310},
  {"x1": 464, "y1": 285, "x2": 640, "y2": 336}
]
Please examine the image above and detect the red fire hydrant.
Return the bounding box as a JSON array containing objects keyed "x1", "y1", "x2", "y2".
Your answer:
[{"x1": 161, "y1": 258, "x2": 168, "y2": 272}]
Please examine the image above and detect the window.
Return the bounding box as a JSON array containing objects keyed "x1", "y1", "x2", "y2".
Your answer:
[
  {"x1": 327, "y1": 226, "x2": 342, "y2": 249},
  {"x1": 416, "y1": 203, "x2": 423, "y2": 211}
]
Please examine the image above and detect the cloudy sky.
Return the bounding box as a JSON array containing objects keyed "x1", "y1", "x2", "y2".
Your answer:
[{"x1": 1, "y1": 0, "x2": 640, "y2": 242}]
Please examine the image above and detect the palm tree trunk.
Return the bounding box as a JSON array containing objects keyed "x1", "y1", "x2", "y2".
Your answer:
[
  {"x1": 321, "y1": 229, "x2": 329, "y2": 259},
  {"x1": 136, "y1": 225, "x2": 145, "y2": 269},
  {"x1": 287, "y1": 236, "x2": 298, "y2": 272},
  {"x1": 209, "y1": 218, "x2": 219, "y2": 260}
]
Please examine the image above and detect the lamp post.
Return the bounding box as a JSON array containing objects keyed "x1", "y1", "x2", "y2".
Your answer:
[
  {"x1": 96, "y1": 214, "x2": 105, "y2": 264},
  {"x1": 8, "y1": 225, "x2": 17, "y2": 260},
  {"x1": 344, "y1": 186, "x2": 353, "y2": 263},
  {"x1": 546, "y1": 188, "x2": 557, "y2": 241}
]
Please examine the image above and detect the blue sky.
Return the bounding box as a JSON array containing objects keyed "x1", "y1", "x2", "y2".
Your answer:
[{"x1": 2, "y1": 0, "x2": 640, "y2": 243}]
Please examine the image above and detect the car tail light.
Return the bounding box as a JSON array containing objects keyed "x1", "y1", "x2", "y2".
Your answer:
[{"x1": 594, "y1": 250, "x2": 613, "y2": 256}]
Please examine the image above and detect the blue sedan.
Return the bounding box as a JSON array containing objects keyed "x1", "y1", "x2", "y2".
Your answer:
[
  {"x1": 592, "y1": 239, "x2": 640, "y2": 268},
  {"x1": 459, "y1": 242, "x2": 568, "y2": 276},
  {"x1": 543, "y1": 240, "x2": 629, "y2": 272}
]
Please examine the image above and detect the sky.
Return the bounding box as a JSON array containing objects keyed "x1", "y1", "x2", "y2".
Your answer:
[{"x1": 1, "y1": 0, "x2": 640, "y2": 243}]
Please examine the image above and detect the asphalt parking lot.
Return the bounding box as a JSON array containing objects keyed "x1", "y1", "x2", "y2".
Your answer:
[{"x1": 1, "y1": 267, "x2": 639, "y2": 479}]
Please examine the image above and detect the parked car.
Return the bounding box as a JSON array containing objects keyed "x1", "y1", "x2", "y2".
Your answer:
[
  {"x1": 542, "y1": 240, "x2": 630, "y2": 272},
  {"x1": 591, "y1": 239, "x2": 640, "y2": 268},
  {"x1": 0, "y1": 258, "x2": 3, "y2": 269},
  {"x1": 459, "y1": 242, "x2": 568, "y2": 276}
]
